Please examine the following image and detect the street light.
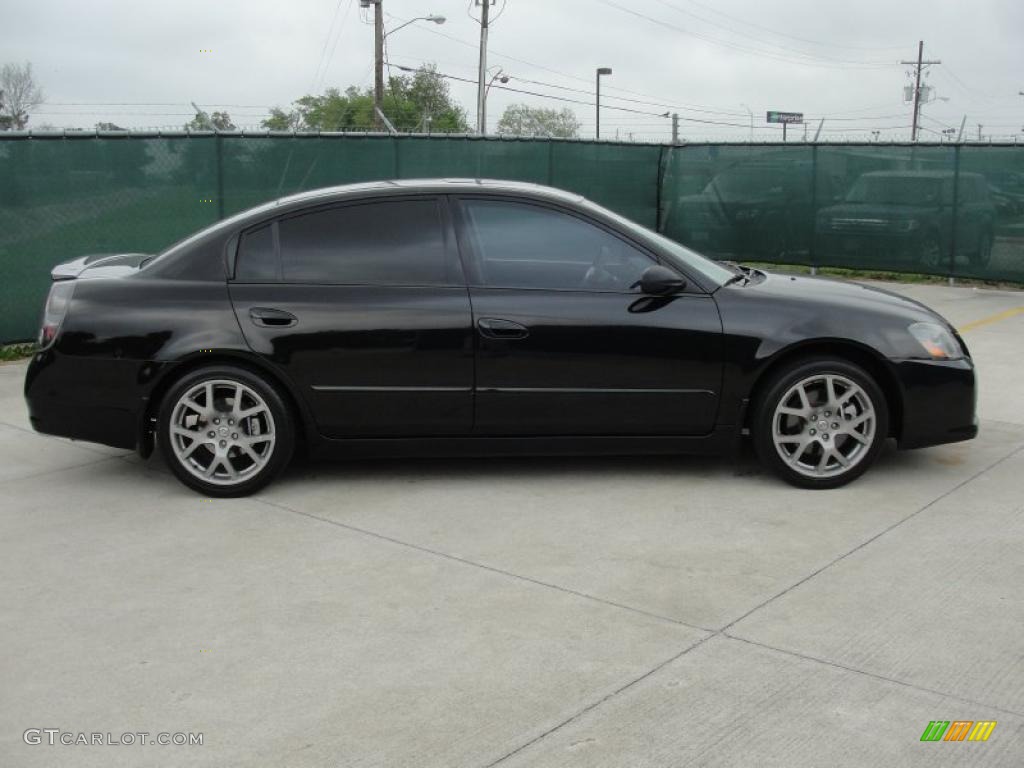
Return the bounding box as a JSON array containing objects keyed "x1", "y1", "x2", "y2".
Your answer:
[
  {"x1": 373, "y1": 12, "x2": 445, "y2": 130},
  {"x1": 483, "y1": 67, "x2": 510, "y2": 131},
  {"x1": 595, "y1": 67, "x2": 612, "y2": 139},
  {"x1": 384, "y1": 14, "x2": 446, "y2": 39}
]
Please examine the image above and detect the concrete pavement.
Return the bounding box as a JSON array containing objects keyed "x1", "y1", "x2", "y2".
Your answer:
[{"x1": 1, "y1": 280, "x2": 1022, "y2": 767}]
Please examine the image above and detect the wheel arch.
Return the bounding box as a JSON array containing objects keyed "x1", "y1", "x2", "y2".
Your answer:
[
  {"x1": 744, "y1": 339, "x2": 903, "y2": 441},
  {"x1": 138, "y1": 351, "x2": 316, "y2": 458}
]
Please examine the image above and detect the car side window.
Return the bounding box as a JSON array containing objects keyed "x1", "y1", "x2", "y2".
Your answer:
[
  {"x1": 235, "y1": 223, "x2": 278, "y2": 282},
  {"x1": 458, "y1": 199, "x2": 654, "y2": 291},
  {"x1": 277, "y1": 199, "x2": 458, "y2": 286}
]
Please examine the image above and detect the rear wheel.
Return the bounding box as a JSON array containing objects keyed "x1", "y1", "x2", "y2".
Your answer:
[
  {"x1": 157, "y1": 366, "x2": 294, "y2": 497},
  {"x1": 754, "y1": 358, "x2": 889, "y2": 489}
]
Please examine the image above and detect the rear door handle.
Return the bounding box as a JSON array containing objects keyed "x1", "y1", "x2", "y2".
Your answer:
[
  {"x1": 477, "y1": 317, "x2": 529, "y2": 340},
  {"x1": 249, "y1": 307, "x2": 297, "y2": 328}
]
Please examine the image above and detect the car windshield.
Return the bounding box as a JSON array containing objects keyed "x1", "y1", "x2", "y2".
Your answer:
[
  {"x1": 582, "y1": 201, "x2": 736, "y2": 287},
  {"x1": 704, "y1": 167, "x2": 787, "y2": 201},
  {"x1": 845, "y1": 176, "x2": 948, "y2": 205}
]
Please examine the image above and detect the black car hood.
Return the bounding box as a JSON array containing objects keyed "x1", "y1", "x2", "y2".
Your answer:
[{"x1": 736, "y1": 270, "x2": 947, "y2": 324}]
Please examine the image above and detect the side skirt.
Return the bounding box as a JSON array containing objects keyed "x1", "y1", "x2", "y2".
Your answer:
[{"x1": 309, "y1": 427, "x2": 736, "y2": 461}]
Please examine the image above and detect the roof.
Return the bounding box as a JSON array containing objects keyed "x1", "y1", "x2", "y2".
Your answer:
[{"x1": 274, "y1": 178, "x2": 585, "y2": 208}]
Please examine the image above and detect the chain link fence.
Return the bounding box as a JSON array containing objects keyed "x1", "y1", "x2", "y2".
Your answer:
[{"x1": 1, "y1": 133, "x2": 1022, "y2": 342}]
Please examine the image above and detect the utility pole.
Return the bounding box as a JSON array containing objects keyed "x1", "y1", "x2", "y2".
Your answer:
[
  {"x1": 373, "y1": 0, "x2": 384, "y2": 131},
  {"x1": 476, "y1": 0, "x2": 491, "y2": 134},
  {"x1": 671, "y1": 112, "x2": 679, "y2": 144},
  {"x1": 595, "y1": 67, "x2": 612, "y2": 139},
  {"x1": 901, "y1": 41, "x2": 940, "y2": 142}
]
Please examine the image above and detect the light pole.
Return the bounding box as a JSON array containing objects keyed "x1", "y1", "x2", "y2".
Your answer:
[
  {"x1": 740, "y1": 103, "x2": 753, "y2": 141},
  {"x1": 362, "y1": 0, "x2": 445, "y2": 130},
  {"x1": 484, "y1": 67, "x2": 509, "y2": 130},
  {"x1": 595, "y1": 67, "x2": 612, "y2": 139}
]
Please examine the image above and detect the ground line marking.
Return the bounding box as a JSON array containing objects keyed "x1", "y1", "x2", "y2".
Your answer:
[{"x1": 958, "y1": 306, "x2": 1024, "y2": 333}]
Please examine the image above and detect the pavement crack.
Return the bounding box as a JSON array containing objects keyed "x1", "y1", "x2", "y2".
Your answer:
[
  {"x1": 720, "y1": 442, "x2": 1024, "y2": 633},
  {"x1": 253, "y1": 496, "x2": 712, "y2": 633},
  {"x1": 482, "y1": 634, "x2": 712, "y2": 768},
  {"x1": 722, "y1": 634, "x2": 1024, "y2": 719}
]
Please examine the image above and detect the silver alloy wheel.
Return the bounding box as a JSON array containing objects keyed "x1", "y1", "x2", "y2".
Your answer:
[
  {"x1": 169, "y1": 378, "x2": 276, "y2": 486},
  {"x1": 772, "y1": 373, "x2": 876, "y2": 479}
]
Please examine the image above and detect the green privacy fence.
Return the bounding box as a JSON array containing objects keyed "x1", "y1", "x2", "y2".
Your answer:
[
  {"x1": 1, "y1": 133, "x2": 1022, "y2": 342},
  {"x1": 660, "y1": 143, "x2": 1024, "y2": 285}
]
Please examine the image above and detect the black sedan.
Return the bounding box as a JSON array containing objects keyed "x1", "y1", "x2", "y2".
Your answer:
[{"x1": 25, "y1": 180, "x2": 978, "y2": 496}]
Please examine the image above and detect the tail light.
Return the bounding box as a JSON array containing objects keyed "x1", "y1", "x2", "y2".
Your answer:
[{"x1": 39, "y1": 281, "x2": 76, "y2": 348}]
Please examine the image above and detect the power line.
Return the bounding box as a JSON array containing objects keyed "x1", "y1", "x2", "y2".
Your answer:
[
  {"x1": 310, "y1": 0, "x2": 347, "y2": 91},
  {"x1": 666, "y1": 0, "x2": 906, "y2": 53},
  {"x1": 596, "y1": 0, "x2": 896, "y2": 70},
  {"x1": 383, "y1": 11, "x2": 754, "y2": 116},
  {"x1": 387, "y1": 62, "x2": 773, "y2": 130}
]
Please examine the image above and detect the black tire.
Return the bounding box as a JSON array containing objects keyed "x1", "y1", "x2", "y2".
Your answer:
[
  {"x1": 753, "y1": 357, "x2": 889, "y2": 490},
  {"x1": 157, "y1": 365, "x2": 295, "y2": 497}
]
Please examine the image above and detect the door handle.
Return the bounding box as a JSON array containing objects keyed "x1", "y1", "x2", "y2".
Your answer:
[
  {"x1": 477, "y1": 317, "x2": 529, "y2": 340},
  {"x1": 249, "y1": 307, "x2": 298, "y2": 328}
]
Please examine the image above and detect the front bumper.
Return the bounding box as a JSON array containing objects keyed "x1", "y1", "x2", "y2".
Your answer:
[{"x1": 892, "y1": 357, "x2": 978, "y2": 449}]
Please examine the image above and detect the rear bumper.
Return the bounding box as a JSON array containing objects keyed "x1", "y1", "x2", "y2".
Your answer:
[
  {"x1": 24, "y1": 350, "x2": 144, "y2": 451},
  {"x1": 893, "y1": 357, "x2": 978, "y2": 449}
]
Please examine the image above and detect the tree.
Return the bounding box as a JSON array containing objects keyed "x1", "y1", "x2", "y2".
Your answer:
[
  {"x1": 497, "y1": 104, "x2": 580, "y2": 138},
  {"x1": 185, "y1": 109, "x2": 236, "y2": 131},
  {"x1": 95, "y1": 121, "x2": 126, "y2": 131},
  {"x1": 261, "y1": 64, "x2": 469, "y2": 133},
  {"x1": 0, "y1": 61, "x2": 45, "y2": 130}
]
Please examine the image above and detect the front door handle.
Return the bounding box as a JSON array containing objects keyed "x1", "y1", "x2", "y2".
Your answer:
[
  {"x1": 477, "y1": 317, "x2": 529, "y2": 340},
  {"x1": 249, "y1": 307, "x2": 297, "y2": 328}
]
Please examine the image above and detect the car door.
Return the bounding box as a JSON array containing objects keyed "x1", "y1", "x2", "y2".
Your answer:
[
  {"x1": 228, "y1": 195, "x2": 474, "y2": 438},
  {"x1": 451, "y1": 196, "x2": 723, "y2": 436}
]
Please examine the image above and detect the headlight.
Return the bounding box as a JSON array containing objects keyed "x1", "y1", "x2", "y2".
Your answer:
[{"x1": 908, "y1": 322, "x2": 962, "y2": 360}]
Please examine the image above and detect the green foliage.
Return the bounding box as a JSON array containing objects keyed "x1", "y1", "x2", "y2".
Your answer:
[
  {"x1": 185, "y1": 110, "x2": 236, "y2": 132},
  {"x1": 497, "y1": 104, "x2": 581, "y2": 138},
  {"x1": 262, "y1": 64, "x2": 469, "y2": 133},
  {"x1": 0, "y1": 343, "x2": 35, "y2": 361}
]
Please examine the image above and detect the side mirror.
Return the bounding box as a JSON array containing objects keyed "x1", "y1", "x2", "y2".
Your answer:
[{"x1": 639, "y1": 265, "x2": 687, "y2": 296}]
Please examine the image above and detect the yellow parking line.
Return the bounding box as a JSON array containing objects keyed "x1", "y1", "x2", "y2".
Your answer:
[{"x1": 958, "y1": 306, "x2": 1024, "y2": 334}]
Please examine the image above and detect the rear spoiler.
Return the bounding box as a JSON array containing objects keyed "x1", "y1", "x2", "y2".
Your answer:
[{"x1": 51, "y1": 253, "x2": 151, "y2": 281}]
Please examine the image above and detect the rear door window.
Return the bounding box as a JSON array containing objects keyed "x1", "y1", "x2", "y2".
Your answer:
[
  {"x1": 278, "y1": 199, "x2": 457, "y2": 285},
  {"x1": 235, "y1": 224, "x2": 279, "y2": 282}
]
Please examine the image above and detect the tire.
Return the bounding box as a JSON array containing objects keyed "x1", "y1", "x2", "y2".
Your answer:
[
  {"x1": 753, "y1": 358, "x2": 889, "y2": 490},
  {"x1": 157, "y1": 365, "x2": 295, "y2": 497}
]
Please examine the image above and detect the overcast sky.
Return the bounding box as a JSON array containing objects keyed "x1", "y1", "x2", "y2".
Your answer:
[{"x1": 4, "y1": 0, "x2": 1024, "y2": 142}]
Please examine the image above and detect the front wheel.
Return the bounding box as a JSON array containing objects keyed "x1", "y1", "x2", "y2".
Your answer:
[
  {"x1": 157, "y1": 366, "x2": 295, "y2": 497},
  {"x1": 754, "y1": 358, "x2": 889, "y2": 489}
]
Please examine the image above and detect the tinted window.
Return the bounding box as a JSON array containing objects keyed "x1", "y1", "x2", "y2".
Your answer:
[
  {"x1": 460, "y1": 200, "x2": 653, "y2": 291},
  {"x1": 279, "y1": 199, "x2": 452, "y2": 285},
  {"x1": 235, "y1": 224, "x2": 278, "y2": 282}
]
